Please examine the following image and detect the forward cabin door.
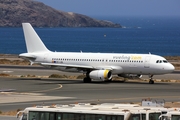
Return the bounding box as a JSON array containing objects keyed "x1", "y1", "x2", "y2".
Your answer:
[{"x1": 144, "y1": 56, "x2": 151, "y2": 68}]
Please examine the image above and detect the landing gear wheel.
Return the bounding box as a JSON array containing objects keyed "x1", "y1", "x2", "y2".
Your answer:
[
  {"x1": 108, "y1": 78, "x2": 112, "y2": 82},
  {"x1": 105, "y1": 78, "x2": 112, "y2": 82},
  {"x1": 83, "y1": 77, "x2": 91, "y2": 83},
  {"x1": 149, "y1": 79, "x2": 154, "y2": 84},
  {"x1": 149, "y1": 75, "x2": 154, "y2": 84}
]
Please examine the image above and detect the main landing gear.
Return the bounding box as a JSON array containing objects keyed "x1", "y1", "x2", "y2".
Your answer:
[
  {"x1": 83, "y1": 77, "x2": 91, "y2": 83},
  {"x1": 149, "y1": 75, "x2": 154, "y2": 84},
  {"x1": 83, "y1": 71, "x2": 91, "y2": 83}
]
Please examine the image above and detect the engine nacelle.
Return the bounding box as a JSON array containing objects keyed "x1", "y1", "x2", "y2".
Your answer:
[
  {"x1": 89, "y1": 70, "x2": 112, "y2": 81},
  {"x1": 118, "y1": 74, "x2": 142, "y2": 79}
]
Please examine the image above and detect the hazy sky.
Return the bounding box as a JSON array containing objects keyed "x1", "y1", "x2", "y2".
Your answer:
[{"x1": 36, "y1": 0, "x2": 180, "y2": 17}]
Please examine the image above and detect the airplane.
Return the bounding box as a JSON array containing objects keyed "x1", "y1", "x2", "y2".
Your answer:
[{"x1": 19, "y1": 23, "x2": 175, "y2": 84}]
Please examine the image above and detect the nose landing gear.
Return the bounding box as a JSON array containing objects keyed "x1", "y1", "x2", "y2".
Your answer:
[{"x1": 149, "y1": 75, "x2": 154, "y2": 84}]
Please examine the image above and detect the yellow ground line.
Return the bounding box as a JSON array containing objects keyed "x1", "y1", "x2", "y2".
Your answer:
[{"x1": 31, "y1": 84, "x2": 62, "y2": 93}]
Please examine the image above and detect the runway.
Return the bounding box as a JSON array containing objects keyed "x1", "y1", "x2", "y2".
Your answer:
[
  {"x1": 0, "y1": 65, "x2": 180, "y2": 113},
  {"x1": 0, "y1": 77, "x2": 180, "y2": 112}
]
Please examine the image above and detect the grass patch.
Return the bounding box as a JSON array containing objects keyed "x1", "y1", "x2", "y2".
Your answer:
[
  {"x1": 27, "y1": 74, "x2": 36, "y2": 77},
  {"x1": 49, "y1": 74, "x2": 68, "y2": 78},
  {"x1": 160, "y1": 79, "x2": 171, "y2": 82},
  {"x1": 0, "y1": 73, "x2": 10, "y2": 76},
  {"x1": 0, "y1": 59, "x2": 29, "y2": 65},
  {"x1": 20, "y1": 75, "x2": 26, "y2": 77},
  {"x1": 165, "y1": 56, "x2": 180, "y2": 60},
  {"x1": 0, "y1": 109, "x2": 22, "y2": 116},
  {"x1": 0, "y1": 59, "x2": 11, "y2": 64},
  {"x1": 20, "y1": 74, "x2": 36, "y2": 77},
  {"x1": 76, "y1": 75, "x2": 86, "y2": 79},
  {"x1": 172, "y1": 63, "x2": 180, "y2": 67}
]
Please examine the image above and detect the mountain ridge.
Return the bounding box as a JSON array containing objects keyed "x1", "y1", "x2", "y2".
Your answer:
[{"x1": 0, "y1": 0, "x2": 121, "y2": 27}]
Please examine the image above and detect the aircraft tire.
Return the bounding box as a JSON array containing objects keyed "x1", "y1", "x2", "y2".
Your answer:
[
  {"x1": 105, "y1": 79, "x2": 112, "y2": 82},
  {"x1": 83, "y1": 77, "x2": 91, "y2": 83},
  {"x1": 149, "y1": 80, "x2": 154, "y2": 84}
]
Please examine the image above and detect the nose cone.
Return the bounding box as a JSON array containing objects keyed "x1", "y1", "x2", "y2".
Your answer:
[{"x1": 166, "y1": 63, "x2": 175, "y2": 73}]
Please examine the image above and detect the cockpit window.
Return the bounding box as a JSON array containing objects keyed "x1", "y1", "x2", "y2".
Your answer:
[
  {"x1": 163, "y1": 60, "x2": 168, "y2": 63},
  {"x1": 156, "y1": 60, "x2": 168, "y2": 63}
]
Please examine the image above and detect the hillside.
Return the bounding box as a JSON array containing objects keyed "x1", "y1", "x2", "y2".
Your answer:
[{"x1": 0, "y1": 0, "x2": 121, "y2": 27}]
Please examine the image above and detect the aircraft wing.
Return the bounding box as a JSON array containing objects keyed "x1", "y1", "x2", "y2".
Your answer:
[
  {"x1": 41, "y1": 63, "x2": 94, "y2": 69},
  {"x1": 40, "y1": 63, "x2": 120, "y2": 71}
]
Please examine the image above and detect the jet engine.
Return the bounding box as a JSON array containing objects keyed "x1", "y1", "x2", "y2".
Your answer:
[
  {"x1": 89, "y1": 70, "x2": 112, "y2": 81},
  {"x1": 118, "y1": 74, "x2": 142, "y2": 79}
]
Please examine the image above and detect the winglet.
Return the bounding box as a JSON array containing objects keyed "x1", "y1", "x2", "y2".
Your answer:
[{"x1": 22, "y1": 23, "x2": 50, "y2": 53}]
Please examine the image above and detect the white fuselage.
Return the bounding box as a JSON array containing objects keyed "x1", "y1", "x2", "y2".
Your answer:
[{"x1": 24, "y1": 51, "x2": 174, "y2": 75}]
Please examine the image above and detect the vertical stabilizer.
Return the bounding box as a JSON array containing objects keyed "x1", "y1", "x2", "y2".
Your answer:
[{"x1": 22, "y1": 23, "x2": 49, "y2": 53}]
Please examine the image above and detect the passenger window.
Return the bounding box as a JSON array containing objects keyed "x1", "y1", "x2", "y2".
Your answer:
[
  {"x1": 112, "y1": 116, "x2": 116, "y2": 120},
  {"x1": 171, "y1": 115, "x2": 180, "y2": 120},
  {"x1": 29, "y1": 111, "x2": 39, "y2": 120},
  {"x1": 156, "y1": 60, "x2": 159, "y2": 63},
  {"x1": 49, "y1": 113, "x2": 55, "y2": 120},
  {"x1": 85, "y1": 114, "x2": 96, "y2": 120},
  {"x1": 21, "y1": 113, "x2": 27, "y2": 120},
  {"x1": 63, "y1": 113, "x2": 74, "y2": 120},
  {"x1": 40, "y1": 112, "x2": 49, "y2": 120},
  {"x1": 117, "y1": 116, "x2": 124, "y2": 120},
  {"x1": 130, "y1": 114, "x2": 141, "y2": 120},
  {"x1": 56, "y1": 113, "x2": 62, "y2": 120},
  {"x1": 142, "y1": 114, "x2": 146, "y2": 120},
  {"x1": 149, "y1": 113, "x2": 161, "y2": 120},
  {"x1": 78, "y1": 114, "x2": 85, "y2": 120},
  {"x1": 96, "y1": 114, "x2": 106, "y2": 120},
  {"x1": 106, "y1": 116, "x2": 111, "y2": 120}
]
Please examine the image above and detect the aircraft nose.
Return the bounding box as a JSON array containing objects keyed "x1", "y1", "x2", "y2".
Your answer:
[{"x1": 166, "y1": 63, "x2": 175, "y2": 73}]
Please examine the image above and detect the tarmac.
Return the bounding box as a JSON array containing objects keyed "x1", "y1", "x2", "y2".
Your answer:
[{"x1": 0, "y1": 64, "x2": 180, "y2": 120}]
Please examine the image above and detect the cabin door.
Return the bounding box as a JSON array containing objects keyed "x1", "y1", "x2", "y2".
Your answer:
[{"x1": 144, "y1": 56, "x2": 151, "y2": 68}]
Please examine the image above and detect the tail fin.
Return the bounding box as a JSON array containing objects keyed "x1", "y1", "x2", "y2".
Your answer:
[{"x1": 22, "y1": 23, "x2": 50, "y2": 53}]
